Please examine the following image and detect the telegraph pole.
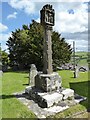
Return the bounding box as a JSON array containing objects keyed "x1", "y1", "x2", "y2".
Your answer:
[
  {"x1": 73, "y1": 41, "x2": 75, "y2": 70},
  {"x1": 73, "y1": 41, "x2": 76, "y2": 78}
]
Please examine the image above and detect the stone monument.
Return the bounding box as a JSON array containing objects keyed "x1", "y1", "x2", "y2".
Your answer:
[
  {"x1": 35, "y1": 4, "x2": 61, "y2": 92},
  {"x1": 25, "y1": 4, "x2": 74, "y2": 108},
  {"x1": 29, "y1": 64, "x2": 38, "y2": 86},
  {"x1": 74, "y1": 65, "x2": 79, "y2": 78},
  {"x1": 41, "y1": 4, "x2": 54, "y2": 74}
]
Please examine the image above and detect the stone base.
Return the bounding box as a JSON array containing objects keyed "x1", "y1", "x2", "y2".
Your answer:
[
  {"x1": 35, "y1": 72, "x2": 62, "y2": 92},
  {"x1": 25, "y1": 86, "x2": 74, "y2": 108},
  {"x1": 61, "y1": 88, "x2": 74, "y2": 100},
  {"x1": 14, "y1": 90, "x2": 87, "y2": 118}
]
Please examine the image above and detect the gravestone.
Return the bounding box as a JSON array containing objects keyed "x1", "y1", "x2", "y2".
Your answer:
[
  {"x1": 74, "y1": 65, "x2": 79, "y2": 78},
  {"x1": 29, "y1": 64, "x2": 37, "y2": 86}
]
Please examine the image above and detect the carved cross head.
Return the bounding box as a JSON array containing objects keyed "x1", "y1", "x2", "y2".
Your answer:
[{"x1": 40, "y1": 4, "x2": 55, "y2": 26}]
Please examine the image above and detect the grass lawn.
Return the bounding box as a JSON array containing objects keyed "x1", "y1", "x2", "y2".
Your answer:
[
  {"x1": 71, "y1": 51, "x2": 88, "y2": 66},
  {"x1": 1, "y1": 72, "x2": 36, "y2": 119},
  {"x1": 50, "y1": 70, "x2": 88, "y2": 118},
  {"x1": 0, "y1": 70, "x2": 88, "y2": 118}
]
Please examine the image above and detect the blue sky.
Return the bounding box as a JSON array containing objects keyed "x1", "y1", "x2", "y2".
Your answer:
[{"x1": 0, "y1": 0, "x2": 89, "y2": 52}]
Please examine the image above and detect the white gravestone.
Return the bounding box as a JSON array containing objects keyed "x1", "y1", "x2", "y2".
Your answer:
[{"x1": 29, "y1": 64, "x2": 37, "y2": 86}]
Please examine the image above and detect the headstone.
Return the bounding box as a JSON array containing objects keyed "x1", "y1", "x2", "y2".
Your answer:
[
  {"x1": 76, "y1": 66, "x2": 79, "y2": 77},
  {"x1": 74, "y1": 65, "x2": 79, "y2": 78},
  {"x1": 0, "y1": 70, "x2": 3, "y2": 76},
  {"x1": 29, "y1": 64, "x2": 37, "y2": 86},
  {"x1": 79, "y1": 66, "x2": 87, "y2": 72}
]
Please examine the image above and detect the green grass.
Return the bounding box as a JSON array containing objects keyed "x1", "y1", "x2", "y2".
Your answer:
[
  {"x1": 1, "y1": 72, "x2": 36, "y2": 118},
  {"x1": 0, "y1": 76, "x2": 2, "y2": 119},
  {"x1": 49, "y1": 70, "x2": 88, "y2": 118},
  {"x1": 71, "y1": 51, "x2": 88, "y2": 66},
  {"x1": 76, "y1": 52, "x2": 88, "y2": 66},
  {"x1": 1, "y1": 70, "x2": 88, "y2": 118}
]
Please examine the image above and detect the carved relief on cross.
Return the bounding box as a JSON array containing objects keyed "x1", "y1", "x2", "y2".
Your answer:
[
  {"x1": 40, "y1": 4, "x2": 55, "y2": 26},
  {"x1": 40, "y1": 4, "x2": 55, "y2": 74}
]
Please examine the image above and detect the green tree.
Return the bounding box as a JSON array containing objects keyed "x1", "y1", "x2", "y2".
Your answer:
[
  {"x1": 0, "y1": 49, "x2": 9, "y2": 71},
  {"x1": 52, "y1": 31, "x2": 72, "y2": 69},
  {"x1": 2, "y1": 50, "x2": 9, "y2": 66},
  {"x1": 6, "y1": 20, "x2": 72, "y2": 70}
]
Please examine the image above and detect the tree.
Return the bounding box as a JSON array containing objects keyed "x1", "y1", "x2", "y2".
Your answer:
[
  {"x1": 6, "y1": 20, "x2": 72, "y2": 70},
  {"x1": 0, "y1": 49, "x2": 9, "y2": 71},
  {"x1": 52, "y1": 31, "x2": 72, "y2": 69},
  {"x1": 2, "y1": 50, "x2": 9, "y2": 66}
]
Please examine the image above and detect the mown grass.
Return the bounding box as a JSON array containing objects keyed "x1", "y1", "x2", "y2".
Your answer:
[
  {"x1": 1, "y1": 72, "x2": 36, "y2": 118},
  {"x1": 0, "y1": 76, "x2": 2, "y2": 119},
  {"x1": 77, "y1": 53, "x2": 88, "y2": 66},
  {"x1": 1, "y1": 70, "x2": 88, "y2": 118},
  {"x1": 71, "y1": 51, "x2": 88, "y2": 66},
  {"x1": 49, "y1": 70, "x2": 88, "y2": 118}
]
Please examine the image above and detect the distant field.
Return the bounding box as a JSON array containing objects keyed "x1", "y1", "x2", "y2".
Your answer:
[{"x1": 71, "y1": 51, "x2": 88, "y2": 66}]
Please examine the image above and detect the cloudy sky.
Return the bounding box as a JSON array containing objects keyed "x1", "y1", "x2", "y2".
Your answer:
[{"x1": 0, "y1": 0, "x2": 89, "y2": 52}]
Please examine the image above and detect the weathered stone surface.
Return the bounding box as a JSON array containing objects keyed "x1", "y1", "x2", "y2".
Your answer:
[
  {"x1": 25, "y1": 86, "x2": 32, "y2": 94},
  {"x1": 44, "y1": 105, "x2": 69, "y2": 113},
  {"x1": 74, "y1": 93, "x2": 87, "y2": 103},
  {"x1": 42, "y1": 92, "x2": 63, "y2": 107},
  {"x1": 0, "y1": 70, "x2": 3, "y2": 76},
  {"x1": 15, "y1": 91, "x2": 86, "y2": 118},
  {"x1": 40, "y1": 4, "x2": 55, "y2": 74},
  {"x1": 61, "y1": 88, "x2": 74, "y2": 100},
  {"x1": 79, "y1": 66, "x2": 87, "y2": 72},
  {"x1": 35, "y1": 72, "x2": 62, "y2": 92},
  {"x1": 29, "y1": 64, "x2": 37, "y2": 86},
  {"x1": 25, "y1": 86, "x2": 63, "y2": 108},
  {"x1": 24, "y1": 4, "x2": 75, "y2": 111},
  {"x1": 74, "y1": 66, "x2": 79, "y2": 78}
]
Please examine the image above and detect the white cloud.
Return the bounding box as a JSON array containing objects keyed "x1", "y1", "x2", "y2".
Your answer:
[
  {"x1": 66, "y1": 39, "x2": 88, "y2": 51},
  {"x1": 0, "y1": 32, "x2": 11, "y2": 42},
  {"x1": 36, "y1": 18, "x2": 40, "y2": 23},
  {"x1": 20, "y1": 0, "x2": 89, "y2": 2},
  {"x1": 0, "y1": 23, "x2": 8, "y2": 33},
  {"x1": 9, "y1": 0, "x2": 35, "y2": 15},
  {"x1": 1, "y1": 0, "x2": 88, "y2": 2},
  {"x1": 1, "y1": 45, "x2": 9, "y2": 52},
  {"x1": 35, "y1": 3, "x2": 88, "y2": 34},
  {"x1": 7, "y1": 12, "x2": 17, "y2": 19},
  {"x1": 8, "y1": 1, "x2": 88, "y2": 51},
  {"x1": 54, "y1": 3, "x2": 88, "y2": 33},
  {"x1": 0, "y1": 32, "x2": 11, "y2": 51}
]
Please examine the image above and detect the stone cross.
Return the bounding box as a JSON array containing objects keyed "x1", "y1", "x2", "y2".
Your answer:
[
  {"x1": 40, "y1": 4, "x2": 55, "y2": 74},
  {"x1": 29, "y1": 64, "x2": 37, "y2": 86}
]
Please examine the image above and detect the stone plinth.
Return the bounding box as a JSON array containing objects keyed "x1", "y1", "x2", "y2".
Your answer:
[
  {"x1": 25, "y1": 86, "x2": 63, "y2": 108},
  {"x1": 61, "y1": 88, "x2": 74, "y2": 100},
  {"x1": 42, "y1": 92, "x2": 63, "y2": 107},
  {"x1": 25, "y1": 86, "x2": 74, "y2": 108},
  {"x1": 35, "y1": 72, "x2": 62, "y2": 92}
]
